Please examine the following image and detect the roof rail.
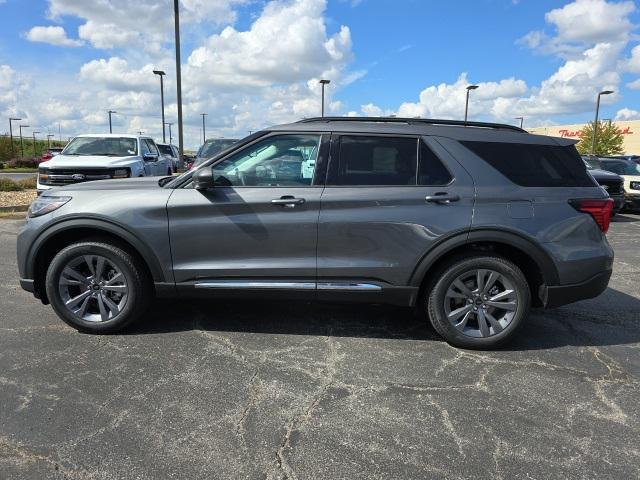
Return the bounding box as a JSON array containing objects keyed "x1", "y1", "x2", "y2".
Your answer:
[{"x1": 297, "y1": 117, "x2": 527, "y2": 133}]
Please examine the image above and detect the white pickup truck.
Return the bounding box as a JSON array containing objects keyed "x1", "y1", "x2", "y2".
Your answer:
[{"x1": 37, "y1": 134, "x2": 173, "y2": 193}]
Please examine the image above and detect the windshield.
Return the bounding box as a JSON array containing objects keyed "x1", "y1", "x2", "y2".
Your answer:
[
  {"x1": 582, "y1": 156, "x2": 603, "y2": 170},
  {"x1": 63, "y1": 137, "x2": 138, "y2": 157},
  {"x1": 198, "y1": 139, "x2": 238, "y2": 158},
  {"x1": 157, "y1": 144, "x2": 174, "y2": 156},
  {"x1": 602, "y1": 161, "x2": 640, "y2": 176}
]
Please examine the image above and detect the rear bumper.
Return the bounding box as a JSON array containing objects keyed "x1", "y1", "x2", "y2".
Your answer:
[{"x1": 541, "y1": 270, "x2": 612, "y2": 308}]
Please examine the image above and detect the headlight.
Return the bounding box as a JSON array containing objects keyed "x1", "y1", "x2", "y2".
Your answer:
[
  {"x1": 27, "y1": 196, "x2": 71, "y2": 218},
  {"x1": 112, "y1": 168, "x2": 130, "y2": 179},
  {"x1": 631, "y1": 181, "x2": 640, "y2": 191}
]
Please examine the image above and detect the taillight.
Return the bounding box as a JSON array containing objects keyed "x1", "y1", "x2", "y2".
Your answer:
[{"x1": 570, "y1": 199, "x2": 614, "y2": 233}]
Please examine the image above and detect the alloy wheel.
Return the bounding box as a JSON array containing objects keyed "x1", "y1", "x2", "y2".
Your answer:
[
  {"x1": 57, "y1": 255, "x2": 129, "y2": 323},
  {"x1": 443, "y1": 269, "x2": 518, "y2": 338}
]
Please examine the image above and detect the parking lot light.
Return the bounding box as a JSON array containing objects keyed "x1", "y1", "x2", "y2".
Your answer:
[
  {"x1": 32, "y1": 131, "x2": 40, "y2": 156},
  {"x1": 319, "y1": 79, "x2": 331, "y2": 117},
  {"x1": 47, "y1": 134, "x2": 55, "y2": 150},
  {"x1": 108, "y1": 110, "x2": 117, "y2": 134},
  {"x1": 464, "y1": 85, "x2": 479, "y2": 123},
  {"x1": 153, "y1": 70, "x2": 167, "y2": 143},
  {"x1": 201, "y1": 113, "x2": 208, "y2": 143},
  {"x1": 591, "y1": 90, "x2": 614, "y2": 156},
  {"x1": 514, "y1": 116, "x2": 524, "y2": 128},
  {"x1": 19, "y1": 124, "x2": 29, "y2": 158},
  {"x1": 174, "y1": 0, "x2": 185, "y2": 162},
  {"x1": 9, "y1": 117, "x2": 22, "y2": 159}
]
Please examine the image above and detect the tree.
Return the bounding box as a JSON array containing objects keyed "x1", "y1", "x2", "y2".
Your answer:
[{"x1": 576, "y1": 121, "x2": 625, "y2": 156}]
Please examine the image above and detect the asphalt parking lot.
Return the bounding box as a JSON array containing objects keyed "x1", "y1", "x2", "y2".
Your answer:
[{"x1": 1, "y1": 215, "x2": 639, "y2": 480}]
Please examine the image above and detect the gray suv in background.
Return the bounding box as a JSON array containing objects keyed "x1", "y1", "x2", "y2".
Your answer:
[{"x1": 17, "y1": 117, "x2": 614, "y2": 349}]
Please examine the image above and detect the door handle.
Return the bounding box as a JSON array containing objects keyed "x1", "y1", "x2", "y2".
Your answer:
[
  {"x1": 271, "y1": 196, "x2": 306, "y2": 208},
  {"x1": 425, "y1": 192, "x2": 460, "y2": 204}
]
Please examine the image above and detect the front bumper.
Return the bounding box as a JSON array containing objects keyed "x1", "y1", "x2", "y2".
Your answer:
[
  {"x1": 610, "y1": 193, "x2": 625, "y2": 213},
  {"x1": 624, "y1": 194, "x2": 640, "y2": 211},
  {"x1": 541, "y1": 270, "x2": 612, "y2": 308}
]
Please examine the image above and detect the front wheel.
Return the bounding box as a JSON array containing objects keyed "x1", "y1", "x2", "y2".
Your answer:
[
  {"x1": 425, "y1": 255, "x2": 531, "y2": 349},
  {"x1": 45, "y1": 241, "x2": 152, "y2": 333}
]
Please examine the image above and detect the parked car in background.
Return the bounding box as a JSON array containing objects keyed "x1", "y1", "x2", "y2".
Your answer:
[
  {"x1": 37, "y1": 134, "x2": 173, "y2": 193},
  {"x1": 583, "y1": 159, "x2": 625, "y2": 215},
  {"x1": 156, "y1": 142, "x2": 181, "y2": 173},
  {"x1": 601, "y1": 155, "x2": 640, "y2": 164},
  {"x1": 191, "y1": 138, "x2": 239, "y2": 169},
  {"x1": 40, "y1": 147, "x2": 64, "y2": 163},
  {"x1": 598, "y1": 158, "x2": 640, "y2": 211},
  {"x1": 19, "y1": 117, "x2": 614, "y2": 349}
]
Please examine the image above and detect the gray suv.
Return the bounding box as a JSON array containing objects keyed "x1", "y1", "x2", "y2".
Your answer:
[{"x1": 17, "y1": 118, "x2": 614, "y2": 349}]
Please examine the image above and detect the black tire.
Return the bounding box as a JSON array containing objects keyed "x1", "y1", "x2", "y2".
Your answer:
[
  {"x1": 423, "y1": 255, "x2": 530, "y2": 349},
  {"x1": 45, "y1": 240, "x2": 152, "y2": 334}
]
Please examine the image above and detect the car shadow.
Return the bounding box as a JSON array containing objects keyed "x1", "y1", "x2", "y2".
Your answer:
[{"x1": 126, "y1": 287, "x2": 640, "y2": 350}]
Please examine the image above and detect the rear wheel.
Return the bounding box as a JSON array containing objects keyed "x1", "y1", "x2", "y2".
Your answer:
[
  {"x1": 424, "y1": 255, "x2": 530, "y2": 349},
  {"x1": 45, "y1": 241, "x2": 152, "y2": 333}
]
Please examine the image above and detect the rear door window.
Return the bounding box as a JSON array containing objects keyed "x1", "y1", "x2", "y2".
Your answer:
[
  {"x1": 461, "y1": 141, "x2": 595, "y2": 187},
  {"x1": 329, "y1": 136, "x2": 418, "y2": 186}
]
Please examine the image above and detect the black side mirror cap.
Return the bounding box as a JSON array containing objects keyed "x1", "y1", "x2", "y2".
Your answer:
[
  {"x1": 193, "y1": 167, "x2": 215, "y2": 189},
  {"x1": 143, "y1": 153, "x2": 158, "y2": 162}
]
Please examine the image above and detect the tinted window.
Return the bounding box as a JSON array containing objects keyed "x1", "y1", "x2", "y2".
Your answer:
[
  {"x1": 331, "y1": 136, "x2": 417, "y2": 186},
  {"x1": 213, "y1": 134, "x2": 320, "y2": 187},
  {"x1": 462, "y1": 141, "x2": 595, "y2": 187},
  {"x1": 157, "y1": 144, "x2": 174, "y2": 156},
  {"x1": 419, "y1": 141, "x2": 452, "y2": 185},
  {"x1": 199, "y1": 139, "x2": 239, "y2": 158}
]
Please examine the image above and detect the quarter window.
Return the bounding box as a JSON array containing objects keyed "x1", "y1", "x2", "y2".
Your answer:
[
  {"x1": 212, "y1": 134, "x2": 321, "y2": 187},
  {"x1": 419, "y1": 141, "x2": 453, "y2": 185},
  {"x1": 331, "y1": 136, "x2": 418, "y2": 186}
]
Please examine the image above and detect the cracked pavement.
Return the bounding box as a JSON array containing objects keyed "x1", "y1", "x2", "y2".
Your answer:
[{"x1": 1, "y1": 215, "x2": 640, "y2": 479}]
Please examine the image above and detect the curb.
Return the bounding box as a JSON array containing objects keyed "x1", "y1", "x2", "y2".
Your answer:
[{"x1": 0, "y1": 204, "x2": 29, "y2": 213}]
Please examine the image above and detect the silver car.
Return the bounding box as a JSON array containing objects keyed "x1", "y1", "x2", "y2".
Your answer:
[{"x1": 17, "y1": 117, "x2": 614, "y2": 349}]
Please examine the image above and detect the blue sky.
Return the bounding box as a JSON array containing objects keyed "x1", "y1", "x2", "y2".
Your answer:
[{"x1": 0, "y1": 0, "x2": 639, "y2": 148}]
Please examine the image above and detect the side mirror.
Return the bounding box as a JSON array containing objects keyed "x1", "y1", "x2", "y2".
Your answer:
[
  {"x1": 193, "y1": 167, "x2": 215, "y2": 189},
  {"x1": 143, "y1": 153, "x2": 158, "y2": 162}
]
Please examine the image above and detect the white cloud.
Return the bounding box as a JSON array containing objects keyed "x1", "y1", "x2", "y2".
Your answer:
[
  {"x1": 615, "y1": 108, "x2": 640, "y2": 120},
  {"x1": 184, "y1": 0, "x2": 353, "y2": 90},
  {"x1": 519, "y1": 0, "x2": 636, "y2": 58},
  {"x1": 627, "y1": 79, "x2": 640, "y2": 89},
  {"x1": 25, "y1": 25, "x2": 83, "y2": 47},
  {"x1": 46, "y1": 0, "x2": 245, "y2": 52},
  {"x1": 79, "y1": 57, "x2": 159, "y2": 92}
]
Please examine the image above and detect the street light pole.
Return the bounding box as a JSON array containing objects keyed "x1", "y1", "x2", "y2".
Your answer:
[
  {"x1": 201, "y1": 113, "x2": 208, "y2": 143},
  {"x1": 108, "y1": 110, "x2": 117, "y2": 134},
  {"x1": 464, "y1": 85, "x2": 479, "y2": 123},
  {"x1": 32, "y1": 131, "x2": 40, "y2": 157},
  {"x1": 8, "y1": 117, "x2": 22, "y2": 159},
  {"x1": 590, "y1": 90, "x2": 614, "y2": 156},
  {"x1": 153, "y1": 70, "x2": 167, "y2": 142},
  {"x1": 319, "y1": 79, "x2": 330, "y2": 117},
  {"x1": 514, "y1": 116, "x2": 524, "y2": 129},
  {"x1": 173, "y1": 0, "x2": 185, "y2": 162},
  {"x1": 19, "y1": 125, "x2": 29, "y2": 158},
  {"x1": 165, "y1": 122, "x2": 173, "y2": 144},
  {"x1": 47, "y1": 134, "x2": 55, "y2": 150}
]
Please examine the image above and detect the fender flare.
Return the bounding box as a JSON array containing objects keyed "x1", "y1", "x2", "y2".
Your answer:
[
  {"x1": 26, "y1": 217, "x2": 167, "y2": 282},
  {"x1": 408, "y1": 228, "x2": 559, "y2": 287}
]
